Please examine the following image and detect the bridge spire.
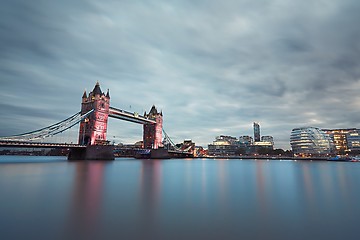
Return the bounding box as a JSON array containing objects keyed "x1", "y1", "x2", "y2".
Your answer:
[{"x1": 93, "y1": 81, "x2": 102, "y2": 96}]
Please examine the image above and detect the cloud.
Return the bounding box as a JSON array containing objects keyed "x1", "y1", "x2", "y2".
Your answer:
[{"x1": 1, "y1": 0, "x2": 360, "y2": 149}]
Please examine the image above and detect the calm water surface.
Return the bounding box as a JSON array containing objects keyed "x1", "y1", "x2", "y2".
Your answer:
[{"x1": 0, "y1": 156, "x2": 359, "y2": 240}]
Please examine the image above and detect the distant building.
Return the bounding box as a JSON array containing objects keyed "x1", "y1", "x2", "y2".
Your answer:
[
  {"x1": 134, "y1": 141, "x2": 143, "y2": 148},
  {"x1": 195, "y1": 146, "x2": 207, "y2": 157},
  {"x1": 322, "y1": 128, "x2": 360, "y2": 154},
  {"x1": 290, "y1": 127, "x2": 334, "y2": 156},
  {"x1": 253, "y1": 137, "x2": 274, "y2": 154},
  {"x1": 253, "y1": 122, "x2": 260, "y2": 142},
  {"x1": 215, "y1": 135, "x2": 238, "y2": 145},
  {"x1": 239, "y1": 136, "x2": 253, "y2": 146},
  {"x1": 208, "y1": 135, "x2": 239, "y2": 156},
  {"x1": 261, "y1": 136, "x2": 274, "y2": 145},
  {"x1": 207, "y1": 123, "x2": 276, "y2": 156},
  {"x1": 346, "y1": 130, "x2": 360, "y2": 153},
  {"x1": 180, "y1": 140, "x2": 196, "y2": 155},
  {"x1": 254, "y1": 141, "x2": 273, "y2": 149}
]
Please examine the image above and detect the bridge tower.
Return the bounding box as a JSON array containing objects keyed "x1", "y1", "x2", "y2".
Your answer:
[
  {"x1": 143, "y1": 105, "x2": 163, "y2": 149},
  {"x1": 78, "y1": 82, "x2": 110, "y2": 145}
]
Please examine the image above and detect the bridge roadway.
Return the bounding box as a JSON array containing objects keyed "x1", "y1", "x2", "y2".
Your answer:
[
  {"x1": 0, "y1": 140, "x2": 86, "y2": 149},
  {"x1": 109, "y1": 107, "x2": 156, "y2": 124}
]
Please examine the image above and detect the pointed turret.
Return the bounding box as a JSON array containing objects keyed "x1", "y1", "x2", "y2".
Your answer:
[
  {"x1": 93, "y1": 81, "x2": 102, "y2": 95},
  {"x1": 82, "y1": 89, "x2": 87, "y2": 98},
  {"x1": 149, "y1": 105, "x2": 158, "y2": 115},
  {"x1": 106, "y1": 89, "x2": 110, "y2": 99}
]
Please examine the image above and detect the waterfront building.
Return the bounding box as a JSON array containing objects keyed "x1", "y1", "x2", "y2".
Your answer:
[
  {"x1": 322, "y1": 129, "x2": 351, "y2": 154},
  {"x1": 208, "y1": 135, "x2": 239, "y2": 156},
  {"x1": 208, "y1": 144, "x2": 239, "y2": 156},
  {"x1": 290, "y1": 127, "x2": 334, "y2": 156},
  {"x1": 322, "y1": 128, "x2": 360, "y2": 154},
  {"x1": 239, "y1": 136, "x2": 253, "y2": 146},
  {"x1": 134, "y1": 141, "x2": 143, "y2": 148},
  {"x1": 253, "y1": 140, "x2": 274, "y2": 155},
  {"x1": 180, "y1": 140, "x2": 196, "y2": 155},
  {"x1": 346, "y1": 130, "x2": 360, "y2": 153},
  {"x1": 254, "y1": 141, "x2": 273, "y2": 148},
  {"x1": 207, "y1": 124, "x2": 276, "y2": 156},
  {"x1": 253, "y1": 122, "x2": 260, "y2": 142},
  {"x1": 261, "y1": 136, "x2": 274, "y2": 145},
  {"x1": 215, "y1": 135, "x2": 238, "y2": 145}
]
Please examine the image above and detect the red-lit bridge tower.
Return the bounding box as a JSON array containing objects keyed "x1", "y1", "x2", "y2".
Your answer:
[
  {"x1": 78, "y1": 82, "x2": 110, "y2": 145},
  {"x1": 69, "y1": 82, "x2": 113, "y2": 160},
  {"x1": 143, "y1": 105, "x2": 163, "y2": 149}
]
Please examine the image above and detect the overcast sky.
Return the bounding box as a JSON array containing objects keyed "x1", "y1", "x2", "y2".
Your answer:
[{"x1": 1, "y1": 0, "x2": 360, "y2": 149}]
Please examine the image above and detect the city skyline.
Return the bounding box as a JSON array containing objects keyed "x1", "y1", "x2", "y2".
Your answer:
[{"x1": 1, "y1": 0, "x2": 360, "y2": 149}]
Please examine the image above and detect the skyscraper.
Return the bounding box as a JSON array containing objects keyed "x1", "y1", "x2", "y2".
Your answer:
[{"x1": 253, "y1": 122, "x2": 260, "y2": 142}]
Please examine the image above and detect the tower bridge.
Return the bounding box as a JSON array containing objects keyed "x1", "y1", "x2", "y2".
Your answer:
[{"x1": 0, "y1": 82, "x2": 192, "y2": 160}]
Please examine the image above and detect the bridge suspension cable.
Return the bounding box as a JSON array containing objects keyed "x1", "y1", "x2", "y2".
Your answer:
[
  {"x1": 162, "y1": 128, "x2": 192, "y2": 153},
  {"x1": 0, "y1": 109, "x2": 94, "y2": 142}
]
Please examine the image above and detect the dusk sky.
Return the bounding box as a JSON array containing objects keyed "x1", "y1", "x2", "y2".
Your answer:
[{"x1": 1, "y1": 0, "x2": 360, "y2": 149}]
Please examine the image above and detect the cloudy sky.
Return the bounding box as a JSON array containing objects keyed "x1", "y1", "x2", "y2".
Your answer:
[{"x1": 1, "y1": 0, "x2": 360, "y2": 149}]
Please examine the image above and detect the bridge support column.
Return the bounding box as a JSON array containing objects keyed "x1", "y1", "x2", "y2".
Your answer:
[
  {"x1": 71, "y1": 82, "x2": 114, "y2": 160},
  {"x1": 68, "y1": 145, "x2": 114, "y2": 160}
]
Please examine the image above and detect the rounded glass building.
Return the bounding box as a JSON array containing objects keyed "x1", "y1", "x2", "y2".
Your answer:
[{"x1": 290, "y1": 127, "x2": 334, "y2": 156}]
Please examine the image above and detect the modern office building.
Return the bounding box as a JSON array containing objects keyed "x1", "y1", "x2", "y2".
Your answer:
[
  {"x1": 322, "y1": 128, "x2": 359, "y2": 155},
  {"x1": 253, "y1": 122, "x2": 261, "y2": 142},
  {"x1": 322, "y1": 129, "x2": 351, "y2": 154},
  {"x1": 207, "y1": 123, "x2": 276, "y2": 156},
  {"x1": 208, "y1": 135, "x2": 239, "y2": 156},
  {"x1": 239, "y1": 136, "x2": 253, "y2": 146},
  {"x1": 290, "y1": 127, "x2": 334, "y2": 156},
  {"x1": 253, "y1": 141, "x2": 274, "y2": 153},
  {"x1": 346, "y1": 130, "x2": 360, "y2": 152},
  {"x1": 322, "y1": 128, "x2": 360, "y2": 154}
]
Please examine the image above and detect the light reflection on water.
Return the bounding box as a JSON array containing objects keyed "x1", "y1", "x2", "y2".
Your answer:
[{"x1": 0, "y1": 156, "x2": 359, "y2": 240}]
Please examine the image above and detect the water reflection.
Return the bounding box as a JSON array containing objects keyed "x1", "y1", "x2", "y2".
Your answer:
[
  {"x1": 138, "y1": 160, "x2": 162, "y2": 238},
  {"x1": 66, "y1": 161, "x2": 107, "y2": 240},
  {"x1": 1, "y1": 158, "x2": 360, "y2": 240},
  {"x1": 255, "y1": 160, "x2": 268, "y2": 216}
]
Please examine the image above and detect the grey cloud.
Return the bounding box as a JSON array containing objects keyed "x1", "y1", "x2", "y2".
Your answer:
[{"x1": 1, "y1": 0, "x2": 360, "y2": 149}]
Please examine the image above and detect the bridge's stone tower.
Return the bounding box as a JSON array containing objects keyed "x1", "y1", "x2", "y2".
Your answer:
[
  {"x1": 143, "y1": 105, "x2": 163, "y2": 149},
  {"x1": 78, "y1": 82, "x2": 110, "y2": 145}
]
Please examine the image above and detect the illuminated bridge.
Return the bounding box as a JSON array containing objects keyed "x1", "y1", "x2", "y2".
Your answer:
[{"x1": 0, "y1": 82, "x2": 193, "y2": 160}]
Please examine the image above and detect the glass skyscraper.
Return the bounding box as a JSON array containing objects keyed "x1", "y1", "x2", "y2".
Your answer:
[
  {"x1": 253, "y1": 122, "x2": 260, "y2": 142},
  {"x1": 290, "y1": 127, "x2": 334, "y2": 156}
]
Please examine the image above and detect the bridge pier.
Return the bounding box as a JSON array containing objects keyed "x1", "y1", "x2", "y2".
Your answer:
[{"x1": 68, "y1": 145, "x2": 114, "y2": 160}]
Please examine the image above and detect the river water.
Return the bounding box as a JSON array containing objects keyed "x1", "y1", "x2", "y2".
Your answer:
[{"x1": 0, "y1": 156, "x2": 359, "y2": 240}]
